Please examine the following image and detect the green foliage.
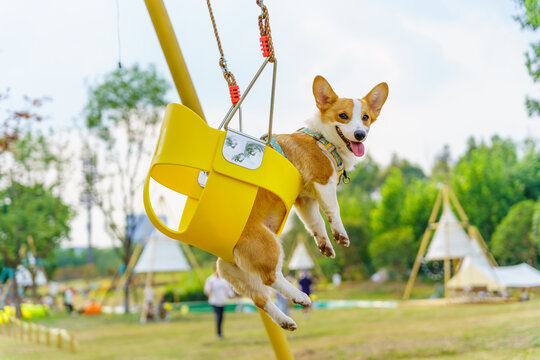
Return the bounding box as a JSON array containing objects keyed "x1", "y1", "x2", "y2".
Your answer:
[
  {"x1": 341, "y1": 154, "x2": 381, "y2": 194},
  {"x1": 371, "y1": 168, "x2": 407, "y2": 237},
  {"x1": 515, "y1": 140, "x2": 540, "y2": 199},
  {"x1": 401, "y1": 179, "x2": 438, "y2": 242},
  {"x1": 53, "y1": 263, "x2": 100, "y2": 281},
  {"x1": 0, "y1": 183, "x2": 72, "y2": 268},
  {"x1": 49, "y1": 247, "x2": 122, "y2": 279},
  {"x1": 452, "y1": 136, "x2": 524, "y2": 242},
  {"x1": 85, "y1": 64, "x2": 169, "y2": 142},
  {"x1": 431, "y1": 144, "x2": 452, "y2": 182},
  {"x1": 380, "y1": 154, "x2": 426, "y2": 184},
  {"x1": 514, "y1": 0, "x2": 540, "y2": 117},
  {"x1": 368, "y1": 227, "x2": 415, "y2": 276},
  {"x1": 492, "y1": 200, "x2": 539, "y2": 265}
]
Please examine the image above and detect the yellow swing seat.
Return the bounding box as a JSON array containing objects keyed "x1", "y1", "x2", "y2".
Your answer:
[{"x1": 143, "y1": 103, "x2": 303, "y2": 263}]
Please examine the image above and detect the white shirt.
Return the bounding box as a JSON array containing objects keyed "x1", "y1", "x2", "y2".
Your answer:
[
  {"x1": 143, "y1": 285, "x2": 154, "y2": 304},
  {"x1": 64, "y1": 289, "x2": 72, "y2": 304},
  {"x1": 204, "y1": 274, "x2": 234, "y2": 307}
]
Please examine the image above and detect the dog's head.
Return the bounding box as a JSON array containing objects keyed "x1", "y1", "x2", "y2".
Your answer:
[{"x1": 312, "y1": 75, "x2": 388, "y2": 157}]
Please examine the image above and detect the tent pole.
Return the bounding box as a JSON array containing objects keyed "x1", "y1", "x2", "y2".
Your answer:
[
  {"x1": 403, "y1": 187, "x2": 443, "y2": 300},
  {"x1": 181, "y1": 243, "x2": 206, "y2": 285},
  {"x1": 448, "y1": 186, "x2": 469, "y2": 224},
  {"x1": 444, "y1": 258, "x2": 451, "y2": 298},
  {"x1": 103, "y1": 243, "x2": 143, "y2": 310},
  {"x1": 403, "y1": 227, "x2": 433, "y2": 300}
]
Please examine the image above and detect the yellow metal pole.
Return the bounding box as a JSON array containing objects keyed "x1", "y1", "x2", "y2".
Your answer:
[
  {"x1": 258, "y1": 309, "x2": 294, "y2": 360},
  {"x1": 143, "y1": 1, "x2": 294, "y2": 359},
  {"x1": 144, "y1": 0, "x2": 206, "y2": 121}
]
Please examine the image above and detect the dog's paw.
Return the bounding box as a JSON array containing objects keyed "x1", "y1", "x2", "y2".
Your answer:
[
  {"x1": 334, "y1": 232, "x2": 350, "y2": 247},
  {"x1": 292, "y1": 292, "x2": 312, "y2": 307},
  {"x1": 280, "y1": 318, "x2": 298, "y2": 331},
  {"x1": 317, "y1": 239, "x2": 336, "y2": 258}
]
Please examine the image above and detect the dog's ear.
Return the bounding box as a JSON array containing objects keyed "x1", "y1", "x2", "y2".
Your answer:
[
  {"x1": 313, "y1": 76, "x2": 338, "y2": 111},
  {"x1": 364, "y1": 82, "x2": 389, "y2": 119}
]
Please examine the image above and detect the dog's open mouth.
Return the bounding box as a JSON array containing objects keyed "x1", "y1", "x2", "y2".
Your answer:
[{"x1": 335, "y1": 126, "x2": 365, "y2": 157}]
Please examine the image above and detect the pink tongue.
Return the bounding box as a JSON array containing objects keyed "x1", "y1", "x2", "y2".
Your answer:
[{"x1": 351, "y1": 142, "x2": 365, "y2": 157}]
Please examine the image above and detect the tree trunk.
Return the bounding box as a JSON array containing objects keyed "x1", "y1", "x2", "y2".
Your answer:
[
  {"x1": 123, "y1": 239, "x2": 132, "y2": 314},
  {"x1": 11, "y1": 275, "x2": 22, "y2": 318},
  {"x1": 124, "y1": 274, "x2": 131, "y2": 314},
  {"x1": 30, "y1": 268, "x2": 39, "y2": 303}
]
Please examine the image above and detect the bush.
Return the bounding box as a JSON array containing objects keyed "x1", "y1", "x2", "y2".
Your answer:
[
  {"x1": 163, "y1": 286, "x2": 206, "y2": 302},
  {"x1": 368, "y1": 226, "x2": 415, "y2": 277},
  {"x1": 53, "y1": 263, "x2": 99, "y2": 281}
]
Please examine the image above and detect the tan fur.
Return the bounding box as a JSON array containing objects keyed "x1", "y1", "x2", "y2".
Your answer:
[
  {"x1": 319, "y1": 98, "x2": 354, "y2": 124},
  {"x1": 275, "y1": 133, "x2": 334, "y2": 186},
  {"x1": 216, "y1": 75, "x2": 388, "y2": 330}
]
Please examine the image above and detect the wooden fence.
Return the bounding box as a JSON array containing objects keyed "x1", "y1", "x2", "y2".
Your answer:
[{"x1": 0, "y1": 315, "x2": 76, "y2": 352}]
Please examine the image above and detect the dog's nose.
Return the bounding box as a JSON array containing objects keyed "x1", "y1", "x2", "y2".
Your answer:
[{"x1": 354, "y1": 130, "x2": 366, "y2": 141}]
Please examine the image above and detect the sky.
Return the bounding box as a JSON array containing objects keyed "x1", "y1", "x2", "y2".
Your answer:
[{"x1": 1, "y1": 0, "x2": 538, "y2": 248}]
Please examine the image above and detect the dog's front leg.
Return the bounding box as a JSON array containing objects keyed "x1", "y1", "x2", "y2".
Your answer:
[
  {"x1": 295, "y1": 196, "x2": 336, "y2": 258},
  {"x1": 313, "y1": 181, "x2": 350, "y2": 247}
]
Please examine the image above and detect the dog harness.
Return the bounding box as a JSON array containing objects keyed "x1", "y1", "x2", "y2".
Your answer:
[
  {"x1": 261, "y1": 129, "x2": 351, "y2": 185},
  {"x1": 260, "y1": 134, "x2": 289, "y2": 160},
  {"x1": 296, "y1": 127, "x2": 350, "y2": 185}
]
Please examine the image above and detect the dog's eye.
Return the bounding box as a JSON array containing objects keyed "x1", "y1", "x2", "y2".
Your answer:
[
  {"x1": 338, "y1": 113, "x2": 349, "y2": 120},
  {"x1": 362, "y1": 114, "x2": 369, "y2": 121}
]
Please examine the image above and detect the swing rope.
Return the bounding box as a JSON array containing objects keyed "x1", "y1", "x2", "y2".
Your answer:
[
  {"x1": 205, "y1": 0, "x2": 240, "y2": 104},
  {"x1": 256, "y1": 0, "x2": 275, "y2": 63}
]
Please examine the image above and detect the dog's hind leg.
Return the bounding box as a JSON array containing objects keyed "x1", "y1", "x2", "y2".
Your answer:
[
  {"x1": 217, "y1": 258, "x2": 297, "y2": 330},
  {"x1": 269, "y1": 256, "x2": 311, "y2": 307}
]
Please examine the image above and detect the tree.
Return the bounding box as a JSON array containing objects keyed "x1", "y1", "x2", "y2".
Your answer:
[
  {"x1": 514, "y1": 0, "x2": 540, "y2": 117},
  {"x1": 368, "y1": 226, "x2": 415, "y2": 277},
  {"x1": 0, "y1": 93, "x2": 71, "y2": 317},
  {"x1": 0, "y1": 91, "x2": 48, "y2": 155},
  {"x1": 492, "y1": 200, "x2": 539, "y2": 265},
  {"x1": 0, "y1": 183, "x2": 71, "y2": 315},
  {"x1": 452, "y1": 136, "x2": 524, "y2": 242},
  {"x1": 371, "y1": 168, "x2": 407, "y2": 237},
  {"x1": 380, "y1": 154, "x2": 426, "y2": 184},
  {"x1": 515, "y1": 139, "x2": 540, "y2": 200},
  {"x1": 84, "y1": 64, "x2": 169, "y2": 313},
  {"x1": 431, "y1": 145, "x2": 452, "y2": 182},
  {"x1": 401, "y1": 179, "x2": 438, "y2": 243}
]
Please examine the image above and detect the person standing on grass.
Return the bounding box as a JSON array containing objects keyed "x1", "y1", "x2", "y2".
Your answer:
[
  {"x1": 298, "y1": 270, "x2": 313, "y2": 316},
  {"x1": 204, "y1": 269, "x2": 235, "y2": 338},
  {"x1": 63, "y1": 287, "x2": 73, "y2": 314},
  {"x1": 143, "y1": 283, "x2": 155, "y2": 321}
]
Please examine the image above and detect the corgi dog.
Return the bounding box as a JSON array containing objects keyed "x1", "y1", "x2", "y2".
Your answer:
[{"x1": 218, "y1": 75, "x2": 388, "y2": 330}]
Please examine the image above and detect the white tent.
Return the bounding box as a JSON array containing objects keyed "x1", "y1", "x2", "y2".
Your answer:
[
  {"x1": 133, "y1": 233, "x2": 191, "y2": 274},
  {"x1": 15, "y1": 265, "x2": 47, "y2": 287},
  {"x1": 494, "y1": 263, "x2": 540, "y2": 288},
  {"x1": 288, "y1": 242, "x2": 314, "y2": 270},
  {"x1": 460, "y1": 234, "x2": 493, "y2": 270},
  {"x1": 447, "y1": 263, "x2": 503, "y2": 291},
  {"x1": 424, "y1": 204, "x2": 475, "y2": 261}
]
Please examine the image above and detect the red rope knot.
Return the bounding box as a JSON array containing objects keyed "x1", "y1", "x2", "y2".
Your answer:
[
  {"x1": 260, "y1": 36, "x2": 270, "y2": 57},
  {"x1": 229, "y1": 85, "x2": 241, "y2": 104}
]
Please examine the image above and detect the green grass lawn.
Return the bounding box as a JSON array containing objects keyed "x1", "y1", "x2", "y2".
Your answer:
[{"x1": 1, "y1": 293, "x2": 540, "y2": 359}]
